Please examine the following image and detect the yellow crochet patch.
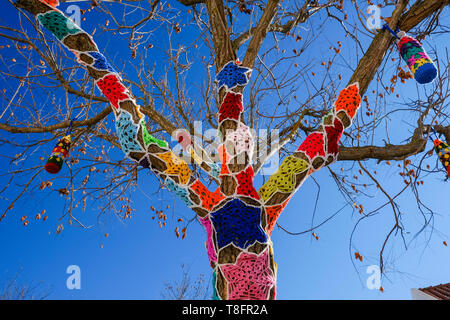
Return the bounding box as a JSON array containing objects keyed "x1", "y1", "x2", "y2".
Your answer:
[
  {"x1": 259, "y1": 156, "x2": 309, "y2": 202},
  {"x1": 411, "y1": 58, "x2": 429, "y2": 74},
  {"x1": 156, "y1": 151, "x2": 192, "y2": 185}
]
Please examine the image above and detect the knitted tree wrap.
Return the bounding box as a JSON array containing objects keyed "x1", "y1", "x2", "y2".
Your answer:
[
  {"x1": 35, "y1": 1, "x2": 216, "y2": 210},
  {"x1": 32, "y1": 0, "x2": 373, "y2": 300}
]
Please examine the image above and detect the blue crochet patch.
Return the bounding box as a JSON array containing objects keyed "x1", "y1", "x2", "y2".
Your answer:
[
  {"x1": 215, "y1": 62, "x2": 251, "y2": 90},
  {"x1": 210, "y1": 198, "x2": 266, "y2": 250},
  {"x1": 212, "y1": 269, "x2": 220, "y2": 300},
  {"x1": 88, "y1": 51, "x2": 116, "y2": 73},
  {"x1": 166, "y1": 178, "x2": 193, "y2": 207},
  {"x1": 415, "y1": 62, "x2": 437, "y2": 84},
  {"x1": 209, "y1": 163, "x2": 220, "y2": 179},
  {"x1": 115, "y1": 111, "x2": 143, "y2": 154}
]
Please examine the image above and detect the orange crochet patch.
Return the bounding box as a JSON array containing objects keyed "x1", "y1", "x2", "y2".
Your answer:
[
  {"x1": 218, "y1": 144, "x2": 230, "y2": 175},
  {"x1": 265, "y1": 198, "x2": 290, "y2": 236},
  {"x1": 41, "y1": 0, "x2": 59, "y2": 7},
  {"x1": 191, "y1": 181, "x2": 226, "y2": 211},
  {"x1": 334, "y1": 83, "x2": 361, "y2": 120}
]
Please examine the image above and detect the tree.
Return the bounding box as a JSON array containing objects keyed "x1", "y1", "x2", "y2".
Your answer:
[
  {"x1": 161, "y1": 264, "x2": 211, "y2": 300},
  {"x1": 1, "y1": 0, "x2": 449, "y2": 299},
  {"x1": 0, "y1": 272, "x2": 51, "y2": 300}
]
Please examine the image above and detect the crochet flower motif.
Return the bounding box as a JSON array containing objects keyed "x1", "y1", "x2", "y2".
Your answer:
[
  {"x1": 165, "y1": 178, "x2": 193, "y2": 207},
  {"x1": 88, "y1": 51, "x2": 117, "y2": 74},
  {"x1": 210, "y1": 199, "x2": 266, "y2": 250},
  {"x1": 115, "y1": 111, "x2": 143, "y2": 154},
  {"x1": 220, "y1": 249, "x2": 275, "y2": 300}
]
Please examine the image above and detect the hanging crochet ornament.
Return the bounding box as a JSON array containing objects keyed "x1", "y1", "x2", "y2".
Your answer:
[
  {"x1": 384, "y1": 24, "x2": 437, "y2": 84},
  {"x1": 430, "y1": 129, "x2": 450, "y2": 178},
  {"x1": 44, "y1": 118, "x2": 75, "y2": 174},
  {"x1": 44, "y1": 135, "x2": 71, "y2": 174}
]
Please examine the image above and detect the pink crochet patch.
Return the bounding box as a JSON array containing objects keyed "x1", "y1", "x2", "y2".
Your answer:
[
  {"x1": 220, "y1": 249, "x2": 275, "y2": 300},
  {"x1": 200, "y1": 215, "x2": 217, "y2": 264}
]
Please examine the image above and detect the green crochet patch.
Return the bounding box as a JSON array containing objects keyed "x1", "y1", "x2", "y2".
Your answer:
[
  {"x1": 212, "y1": 269, "x2": 220, "y2": 300},
  {"x1": 141, "y1": 120, "x2": 167, "y2": 148},
  {"x1": 38, "y1": 11, "x2": 81, "y2": 41}
]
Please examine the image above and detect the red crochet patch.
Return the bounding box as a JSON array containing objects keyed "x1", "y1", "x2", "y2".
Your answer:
[
  {"x1": 96, "y1": 74, "x2": 129, "y2": 109},
  {"x1": 325, "y1": 118, "x2": 344, "y2": 156},
  {"x1": 41, "y1": 0, "x2": 59, "y2": 7},
  {"x1": 218, "y1": 144, "x2": 230, "y2": 175},
  {"x1": 296, "y1": 132, "x2": 326, "y2": 159},
  {"x1": 218, "y1": 92, "x2": 243, "y2": 122},
  {"x1": 235, "y1": 166, "x2": 260, "y2": 200}
]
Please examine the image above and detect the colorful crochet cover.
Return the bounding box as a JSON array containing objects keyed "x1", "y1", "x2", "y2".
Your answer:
[
  {"x1": 31, "y1": 0, "x2": 365, "y2": 301},
  {"x1": 398, "y1": 35, "x2": 437, "y2": 84},
  {"x1": 259, "y1": 83, "x2": 361, "y2": 235},
  {"x1": 34, "y1": 0, "x2": 220, "y2": 213},
  {"x1": 433, "y1": 138, "x2": 450, "y2": 177},
  {"x1": 44, "y1": 135, "x2": 71, "y2": 174}
]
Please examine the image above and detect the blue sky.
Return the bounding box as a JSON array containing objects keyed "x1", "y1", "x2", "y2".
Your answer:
[{"x1": 0, "y1": 1, "x2": 449, "y2": 300}]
